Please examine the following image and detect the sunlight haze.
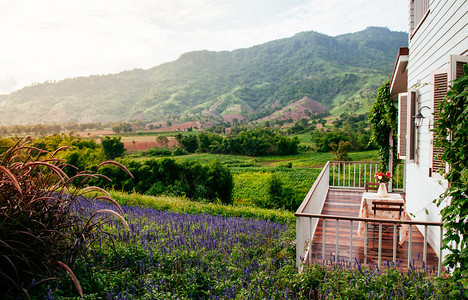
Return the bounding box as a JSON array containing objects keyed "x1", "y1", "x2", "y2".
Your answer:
[{"x1": 0, "y1": 0, "x2": 409, "y2": 94}]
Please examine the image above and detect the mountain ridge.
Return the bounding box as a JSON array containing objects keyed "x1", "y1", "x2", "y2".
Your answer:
[{"x1": 0, "y1": 26, "x2": 407, "y2": 126}]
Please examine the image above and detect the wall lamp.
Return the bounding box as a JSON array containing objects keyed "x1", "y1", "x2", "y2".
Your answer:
[{"x1": 414, "y1": 105, "x2": 431, "y2": 128}]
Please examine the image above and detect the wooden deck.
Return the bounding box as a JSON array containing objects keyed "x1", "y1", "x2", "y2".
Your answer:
[{"x1": 307, "y1": 189, "x2": 440, "y2": 273}]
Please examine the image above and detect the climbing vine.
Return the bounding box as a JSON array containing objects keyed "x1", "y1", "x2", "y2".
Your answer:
[
  {"x1": 433, "y1": 64, "x2": 468, "y2": 285},
  {"x1": 369, "y1": 81, "x2": 398, "y2": 172}
]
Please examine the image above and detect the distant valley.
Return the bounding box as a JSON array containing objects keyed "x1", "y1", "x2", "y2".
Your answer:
[{"x1": 0, "y1": 27, "x2": 407, "y2": 126}]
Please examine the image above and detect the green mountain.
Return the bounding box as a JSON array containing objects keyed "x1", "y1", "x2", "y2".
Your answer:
[{"x1": 0, "y1": 27, "x2": 407, "y2": 125}]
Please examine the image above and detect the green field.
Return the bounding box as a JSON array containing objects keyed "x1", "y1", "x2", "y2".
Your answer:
[{"x1": 126, "y1": 150, "x2": 378, "y2": 210}]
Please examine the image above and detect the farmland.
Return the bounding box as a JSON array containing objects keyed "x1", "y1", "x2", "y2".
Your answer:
[{"x1": 1, "y1": 133, "x2": 463, "y2": 299}]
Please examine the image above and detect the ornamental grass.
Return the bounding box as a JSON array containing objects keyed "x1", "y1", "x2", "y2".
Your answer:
[{"x1": 0, "y1": 142, "x2": 130, "y2": 298}]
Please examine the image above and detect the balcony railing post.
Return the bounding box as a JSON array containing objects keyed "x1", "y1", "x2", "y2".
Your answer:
[
  {"x1": 408, "y1": 224, "x2": 413, "y2": 268},
  {"x1": 423, "y1": 225, "x2": 428, "y2": 267},
  {"x1": 393, "y1": 224, "x2": 397, "y2": 263},
  {"x1": 439, "y1": 226, "x2": 443, "y2": 276},
  {"x1": 378, "y1": 223, "x2": 382, "y2": 269},
  {"x1": 364, "y1": 221, "x2": 368, "y2": 266},
  {"x1": 338, "y1": 163, "x2": 341, "y2": 187},
  {"x1": 364, "y1": 164, "x2": 367, "y2": 187},
  {"x1": 359, "y1": 164, "x2": 362, "y2": 187},
  {"x1": 350, "y1": 220, "x2": 353, "y2": 262},
  {"x1": 353, "y1": 163, "x2": 356, "y2": 187},
  {"x1": 333, "y1": 163, "x2": 335, "y2": 186},
  {"x1": 322, "y1": 219, "x2": 326, "y2": 261},
  {"x1": 336, "y1": 219, "x2": 339, "y2": 258},
  {"x1": 309, "y1": 217, "x2": 312, "y2": 264},
  {"x1": 348, "y1": 163, "x2": 351, "y2": 187}
]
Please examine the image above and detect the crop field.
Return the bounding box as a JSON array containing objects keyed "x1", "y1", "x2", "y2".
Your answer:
[
  {"x1": 255, "y1": 150, "x2": 378, "y2": 167},
  {"x1": 231, "y1": 167, "x2": 321, "y2": 207}
]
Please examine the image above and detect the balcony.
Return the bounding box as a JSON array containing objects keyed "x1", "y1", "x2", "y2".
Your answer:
[{"x1": 295, "y1": 161, "x2": 442, "y2": 274}]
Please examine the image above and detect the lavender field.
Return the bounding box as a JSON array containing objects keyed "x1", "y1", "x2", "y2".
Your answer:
[
  {"x1": 50, "y1": 199, "x2": 296, "y2": 299},
  {"x1": 41, "y1": 198, "x2": 461, "y2": 299}
]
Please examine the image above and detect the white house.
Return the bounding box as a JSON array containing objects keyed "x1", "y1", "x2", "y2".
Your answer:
[
  {"x1": 390, "y1": 0, "x2": 468, "y2": 254},
  {"x1": 295, "y1": 0, "x2": 467, "y2": 271}
]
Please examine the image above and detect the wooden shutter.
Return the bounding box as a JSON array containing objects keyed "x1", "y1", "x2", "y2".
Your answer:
[
  {"x1": 450, "y1": 55, "x2": 468, "y2": 81},
  {"x1": 398, "y1": 93, "x2": 408, "y2": 159},
  {"x1": 431, "y1": 72, "x2": 448, "y2": 175},
  {"x1": 407, "y1": 91, "x2": 417, "y2": 161},
  {"x1": 456, "y1": 61, "x2": 467, "y2": 78}
]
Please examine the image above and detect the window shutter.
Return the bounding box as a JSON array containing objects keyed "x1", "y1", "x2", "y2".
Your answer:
[
  {"x1": 456, "y1": 61, "x2": 466, "y2": 79},
  {"x1": 450, "y1": 55, "x2": 468, "y2": 81},
  {"x1": 432, "y1": 72, "x2": 448, "y2": 175},
  {"x1": 398, "y1": 93, "x2": 408, "y2": 159},
  {"x1": 407, "y1": 91, "x2": 417, "y2": 161}
]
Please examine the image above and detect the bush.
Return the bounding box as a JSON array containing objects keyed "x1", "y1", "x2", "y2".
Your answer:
[
  {"x1": 94, "y1": 158, "x2": 234, "y2": 204},
  {"x1": 145, "y1": 146, "x2": 188, "y2": 157},
  {"x1": 101, "y1": 136, "x2": 125, "y2": 159},
  {"x1": 0, "y1": 142, "x2": 129, "y2": 298}
]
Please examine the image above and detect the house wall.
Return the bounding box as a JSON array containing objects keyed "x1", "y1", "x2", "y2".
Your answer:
[{"x1": 406, "y1": 0, "x2": 467, "y2": 253}]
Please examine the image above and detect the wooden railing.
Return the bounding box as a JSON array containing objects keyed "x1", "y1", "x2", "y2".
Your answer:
[
  {"x1": 329, "y1": 161, "x2": 405, "y2": 192},
  {"x1": 295, "y1": 161, "x2": 330, "y2": 267},
  {"x1": 295, "y1": 161, "x2": 445, "y2": 273},
  {"x1": 295, "y1": 212, "x2": 443, "y2": 275}
]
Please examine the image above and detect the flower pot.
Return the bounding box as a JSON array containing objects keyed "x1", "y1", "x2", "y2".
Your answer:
[{"x1": 376, "y1": 182, "x2": 388, "y2": 196}]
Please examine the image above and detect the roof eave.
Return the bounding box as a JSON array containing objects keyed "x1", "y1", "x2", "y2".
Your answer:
[{"x1": 390, "y1": 47, "x2": 409, "y2": 101}]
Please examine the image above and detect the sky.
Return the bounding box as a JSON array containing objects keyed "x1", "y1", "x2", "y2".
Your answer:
[{"x1": 0, "y1": 0, "x2": 409, "y2": 95}]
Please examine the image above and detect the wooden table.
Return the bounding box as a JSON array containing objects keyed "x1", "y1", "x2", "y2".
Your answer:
[{"x1": 357, "y1": 192, "x2": 410, "y2": 245}]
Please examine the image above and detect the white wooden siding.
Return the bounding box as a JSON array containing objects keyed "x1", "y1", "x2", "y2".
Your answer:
[{"x1": 406, "y1": 0, "x2": 468, "y2": 255}]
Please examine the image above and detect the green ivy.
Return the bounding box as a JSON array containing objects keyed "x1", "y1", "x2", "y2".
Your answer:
[
  {"x1": 433, "y1": 64, "x2": 468, "y2": 290},
  {"x1": 368, "y1": 81, "x2": 398, "y2": 171}
]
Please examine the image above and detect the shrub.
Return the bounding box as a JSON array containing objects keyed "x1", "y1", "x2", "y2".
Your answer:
[
  {"x1": 95, "y1": 158, "x2": 234, "y2": 204},
  {"x1": 101, "y1": 136, "x2": 125, "y2": 159},
  {"x1": 145, "y1": 146, "x2": 188, "y2": 157},
  {"x1": 0, "y1": 142, "x2": 130, "y2": 298}
]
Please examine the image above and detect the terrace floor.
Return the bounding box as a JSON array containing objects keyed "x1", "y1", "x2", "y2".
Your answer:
[{"x1": 308, "y1": 189, "x2": 441, "y2": 273}]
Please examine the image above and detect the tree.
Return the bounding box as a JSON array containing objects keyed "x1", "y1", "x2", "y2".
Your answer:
[
  {"x1": 369, "y1": 81, "x2": 397, "y2": 171},
  {"x1": 267, "y1": 174, "x2": 284, "y2": 209},
  {"x1": 156, "y1": 135, "x2": 169, "y2": 147},
  {"x1": 330, "y1": 140, "x2": 352, "y2": 161},
  {"x1": 101, "y1": 136, "x2": 125, "y2": 159},
  {"x1": 175, "y1": 134, "x2": 198, "y2": 153}
]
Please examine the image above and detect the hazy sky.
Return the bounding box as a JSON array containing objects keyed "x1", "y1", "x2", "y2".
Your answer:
[{"x1": 0, "y1": 0, "x2": 409, "y2": 94}]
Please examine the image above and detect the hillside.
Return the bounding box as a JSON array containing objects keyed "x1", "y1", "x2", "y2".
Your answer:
[{"x1": 0, "y1": 27, "x2": 407, "y2": 125}]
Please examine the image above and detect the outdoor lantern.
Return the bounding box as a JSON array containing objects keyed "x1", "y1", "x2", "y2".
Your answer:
[{"x1": 414, "y1": 105, "x2": 431, "y2": 129}]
